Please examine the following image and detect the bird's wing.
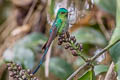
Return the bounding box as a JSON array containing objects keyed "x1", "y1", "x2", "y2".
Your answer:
[{"x1": 42, "y1": 26, "x2": 57, "y2": 50}]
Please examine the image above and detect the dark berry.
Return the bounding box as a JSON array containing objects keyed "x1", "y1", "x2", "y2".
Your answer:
[
  {"x1": 65, "y1": 44, "x2": 70, "y2": 49},
  {"x1": 72, "y1": 51, "x2": 78, "y2": 56},
  {"x1": 8, "y1": 67, "x2": 12, "y2": 71},
  {"x1": 66, "y1": 32, "x2": 70, "y2": 38},
  {"x1": 30, "y1": 74, "x2": 33, "y2": 77},
  {"x1": 73, "y1": 38, "x2": 76, "y2": 43},
  {"x1": 13, "y1": 71, "x2": 17, "y2": 75},
  {"x1": 10, "y1": 72, "x2": 14, "y2": 77},
  {"x1": 16, "y1": 64, "x2": 20, "y2": 67},
  {"x1": 58, "y1": 41, "x2": 62, "y2": 45},
  {"x1": 27, "y1": 69, "x2": 31, "y2": 74},
  {"x1": 59, "y1": 39, "x2": 63, "y2": 43},
  {"x1": 70, "y1": 36, "x2": 75, "y2": 40},
  {"x1": 66, "y1": 38, "x2": 70, "y2": 42},
  {"x1": 7, "y1": 63, "x2": 11, "y2": 67},
  {"x1": 62, "y1": 38, "x2": 66, "y2": 42},
  {"x1": 80, "y1": 44, "x2": 83, "y2": 49},
  {"x1": 79, "y1": 47, "x2": 82, "y2": 51},
  {"x1": 70, "y1": 47, "x2": 74, "y2": 50},
  {"x1": 58, "y1": 37, "x2": 62, "y2": 40},
  {"x1": 76, "y1": 43, "x2": 80, "y2": 47}
]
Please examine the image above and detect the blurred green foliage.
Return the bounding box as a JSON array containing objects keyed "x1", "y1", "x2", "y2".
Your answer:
[
  {"x1": 78, "y1": 69, "x2": 96, "y2": 80},
  {"x1": 0, "y1": 0, "x2": 11, "y2": 24},
  {"x1": 72, "y1": 27, "x2": 107, "y2": 47},
  {"x1": 1, "y1": 0, "x2": 120, "y2": 79},
  {"x1": 94, "y1": 65, "x2": 109, "y2": 76},
  {"x1": 3, "y1": 32, "x2": 47, "y2": 69},
  {"x1": 109, "y1": 0, "x2": 120, "y2": 79},
  {"x1": 49, "y1": 57, "x2": 74, "y2": 79},
  {"x1": 94, "y1": 0, "x2": 116, "y2": 16}
]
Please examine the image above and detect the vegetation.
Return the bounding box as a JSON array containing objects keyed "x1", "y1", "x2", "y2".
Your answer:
[{"x1": 0, "y1": 0, "x2": 119, "y2": 80}]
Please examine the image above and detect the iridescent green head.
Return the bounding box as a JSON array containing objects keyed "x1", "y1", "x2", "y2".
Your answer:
[{"x1": 56, "y1": 8, "x2": 68, "y2": 20}]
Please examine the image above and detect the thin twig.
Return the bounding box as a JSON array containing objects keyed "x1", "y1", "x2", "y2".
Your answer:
[
  {"x1": 23, "y1": 0, "x2": 38, "y2": 24},
  {"x1": 91, "y1": 40, "x2": 120, "y2": 61},
  {"x1": 78, "y1": 53, "x2": 87, "y2": 61},
  {"x1": 67, "y1": 40, "x2": 120, "y2": 80},
  {"x1": 0, "y1": 16, "x2": 13, "y2": 33},
  {"x1": 67, "y1": 63, "x2": 89, "y2": 80},
  {"x1": 96, "y1": 13, "x2": 110, "y2": 40}
]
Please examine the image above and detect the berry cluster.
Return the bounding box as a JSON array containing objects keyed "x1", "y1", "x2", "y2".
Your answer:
[
  {"x1": 7, "y1": 62, "x2": 38, "y2": 80},
  {"x1": 58, "y1": 32, "x2": 83, "y2": 56}
]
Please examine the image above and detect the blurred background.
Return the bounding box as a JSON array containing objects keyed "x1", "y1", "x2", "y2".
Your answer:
[{"x1": 0, "y1": 0, "x2": 116, "y2": 80}]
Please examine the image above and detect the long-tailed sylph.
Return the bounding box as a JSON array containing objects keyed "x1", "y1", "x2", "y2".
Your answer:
[{"x1": 32, "y1": 8, "x2": 69, "y2": 74}]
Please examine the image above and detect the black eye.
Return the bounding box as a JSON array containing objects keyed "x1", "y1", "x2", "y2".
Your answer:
[
  {"x1": 65, "y1": 13, "x2": 68, "y2": 17},
  {"x1": 61, "y1": 12, "x2": 64, "y2": 14}
]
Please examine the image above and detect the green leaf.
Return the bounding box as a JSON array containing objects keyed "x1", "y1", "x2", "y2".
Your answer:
[
  {"x1": 109, "y1": 43, "x2": 120, "y2": 80},
  {"x1": 94, "y1": 65, "x2": 109, "y2": 75},
  {"x1": 78, "y1": 69, "x2": 96, "y2": 80},
  {"x1": 73, "y1": 57, "x2": 85, "y2": 67},
  {"x1": 13, "y1": 32, "x2": 47, "y2": 69},
  {"x1": 13, "y1": 47, "x2": 34, "y2": 69},
  {"x1": 115, "y1": 61, "x2": 120, "y2": 80},
  {"x1": 49, "y1": 57, "x2": 74, "y2": 80},
  {"x1": 109, "y1": 1, "x2": 120, "y2": 79},
  {"x1": 3, "y1": 47, "x2": 35, "y2": 69},
  {"x1": 109, "y1": 42, "x2": 120, "y2": 63},
  {"x1": 94, "y1": 0, "x2": 116, "y2": 16},
  {"x1": 110, "y1": 27, "x2": 120, "y2": 45},
  {"x1": 109, "y1": 0, "x2": 120, "y2": 45},
  {"x1": 15, "y1": 32, "x2": 47, "y2": 47},
  {"x1": 72, "y1": 27, "x2": 107, "y2": 47},
  {"x1": 3, "y1": 48, "x2": 14, "y2": 62},
  {"x1": 3, "y1": 32, "x2": 47, "y2": 69}
]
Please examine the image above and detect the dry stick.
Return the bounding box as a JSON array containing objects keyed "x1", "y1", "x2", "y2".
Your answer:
[
  {"x1": 0, "y1": 16, "x2": 13, "y2": 33},
  {"x1": 104, "y1": 62, "x2": 116, "y2": 80},
  {"x1": 67, "y1": 40, "x2": 120, "y2": 80},
  {"x1": 45, "y1": 44, "x2": 52, "y2": 77},
  {"x1": 23, "y1": 0, "x2": 38, "y2": 24},
  {"x1": 97, "y1": 15, "x2": 110, "y2": 40}
]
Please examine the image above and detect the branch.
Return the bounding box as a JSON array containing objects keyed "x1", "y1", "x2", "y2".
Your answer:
[
  {"x1": 67, "y1": 63, "x2": 89, "y2": 80},
  {"x1": 67, "y1": 40, "x2": 120, "y2": 80},
  {"x1": 91, "y1": 40, "x2": 120, "y2": 61},
  {"x1": 23, "y1": 0, "x2": 38, "y2": 24},
  {"x1": 58, "y1": 32, "x2": 86, "y2": 61}
]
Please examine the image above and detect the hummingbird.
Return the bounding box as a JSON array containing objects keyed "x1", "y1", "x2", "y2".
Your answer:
[{"x1": 32, "y1": 8, "x2": 69, "y2": 74}]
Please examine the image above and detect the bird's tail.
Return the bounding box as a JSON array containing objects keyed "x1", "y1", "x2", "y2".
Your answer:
[
  {"x1": 32, "y1": 27, "x2": 57, "y2": 74},
  {"x1": 32, "y1": 47, "x2": 49, "y2": 74}
]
